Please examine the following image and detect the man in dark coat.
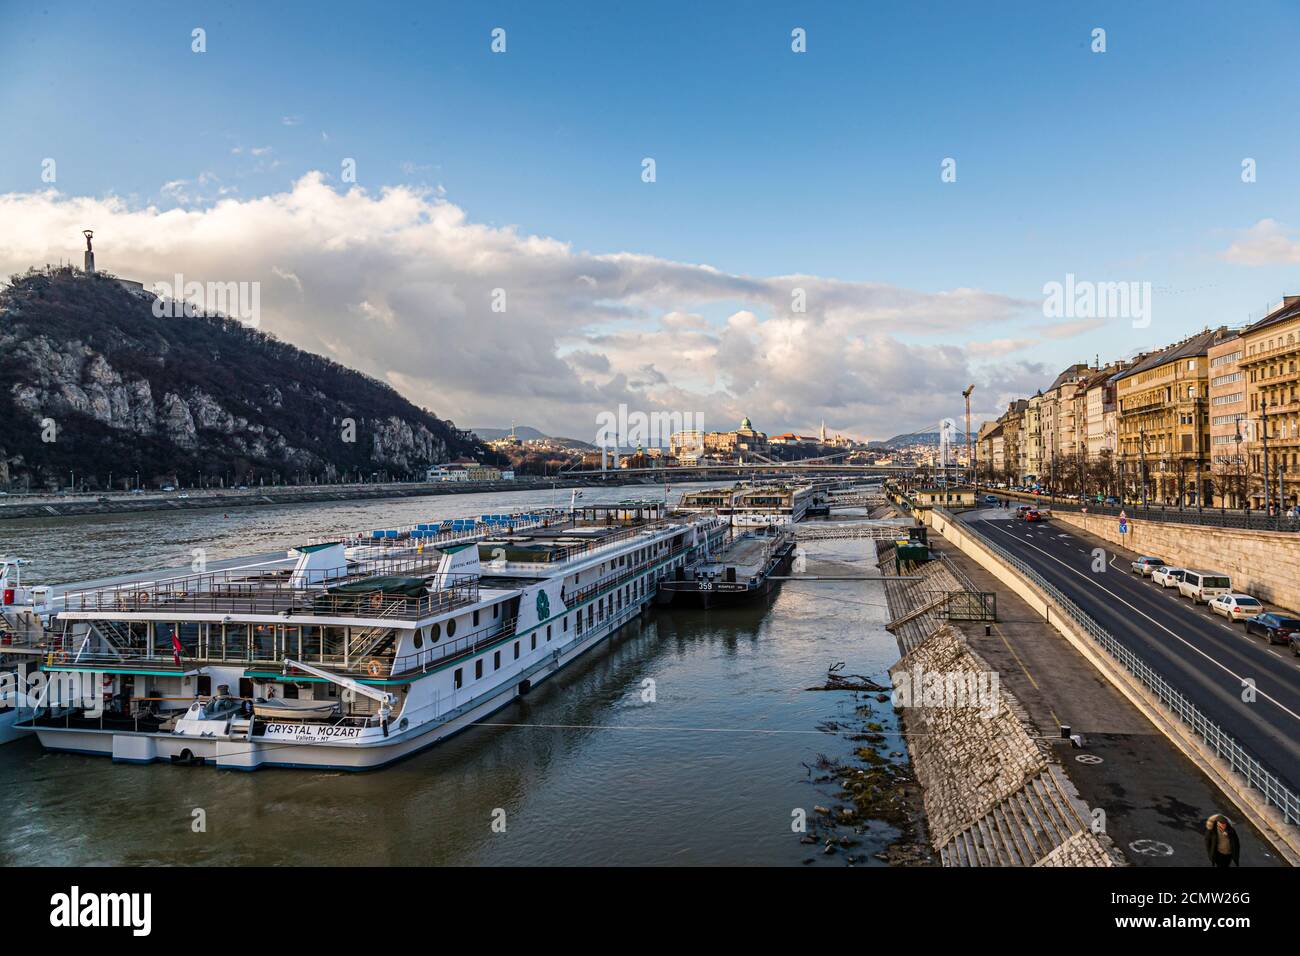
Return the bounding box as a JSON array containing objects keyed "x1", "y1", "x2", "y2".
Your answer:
[{"x1": 1205, "y1": 814, "x2": 1240, "y2": 867}]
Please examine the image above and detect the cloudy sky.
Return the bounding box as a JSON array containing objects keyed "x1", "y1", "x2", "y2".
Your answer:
[{"x1": 3, "y1": 2, "x2": 1299, "y2": 443}]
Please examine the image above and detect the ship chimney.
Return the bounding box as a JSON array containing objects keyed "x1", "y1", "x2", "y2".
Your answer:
[{"x1": 82, "y1": 229, "x2": 95, "y2": 274}]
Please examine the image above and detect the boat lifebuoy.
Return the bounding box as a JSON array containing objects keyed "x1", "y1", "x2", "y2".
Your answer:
[
  {"x1": 369, "y1": 593, "x2": 383, "y2": 609},
  {"x1": 136, "y1": 591, "x2": 151, "y2": 604},
  {"x1": 367, "y1": 659, "x2": 383, "y2": 677},
  {"x1": 56, "y1": 649, "x2": 69, "y2": 664}
]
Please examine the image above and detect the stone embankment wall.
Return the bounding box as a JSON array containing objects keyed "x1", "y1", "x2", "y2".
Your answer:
[
  {"x1": 878, "y1": 543, "x2": 1119, "y2": 866},
  {"x1": 1053, "y1": 511, "x2": 1300, "y2": 606}
]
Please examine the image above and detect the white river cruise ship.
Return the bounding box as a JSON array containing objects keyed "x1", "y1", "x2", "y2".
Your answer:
[{"x1": 6, "y1": 501, "x2": 727, "y2": 771}]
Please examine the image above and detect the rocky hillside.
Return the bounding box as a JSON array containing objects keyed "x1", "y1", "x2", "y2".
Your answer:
[{"x1": 0, "y1": 267, "x2": 487, "y2": 489}]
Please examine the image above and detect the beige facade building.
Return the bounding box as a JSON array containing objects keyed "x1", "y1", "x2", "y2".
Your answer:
[
  {"x1": 1115, "y1": 328, "x2": 1231, "y2": 505},
  {"x1": 1207, "y1": 332, "x2": 1248, "y2": 506},
  {"x1": 1237, "y1": 297, "x2": 1300, "y2": 509}
]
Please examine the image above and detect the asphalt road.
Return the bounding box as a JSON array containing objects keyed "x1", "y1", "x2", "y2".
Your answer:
[{"x1": 960, "y1": 507, "x2": 1300, "y2": 797}]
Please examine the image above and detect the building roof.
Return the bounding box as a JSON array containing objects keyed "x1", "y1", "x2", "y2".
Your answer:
[
  {"x1": 1243, "y1": 296, "x2": 1300, "y2": 336},
  {"x1": 1112, "y1": 328, "x2": 1232, "y2": 382},
  {"x1": 1046, "y1": 363, "x2": 1093, "y2": 392}
]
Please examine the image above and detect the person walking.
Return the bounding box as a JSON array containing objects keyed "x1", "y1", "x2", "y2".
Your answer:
[{"x1": 1205, "y1": 814, "x2": 1240, "y2": 867}]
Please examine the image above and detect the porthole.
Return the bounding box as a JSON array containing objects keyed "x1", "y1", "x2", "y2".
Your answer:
[
  {"x1": 431, "y1": 622, "x2": 441, "y2": 640},
  {"x1": 413, "y1": 632, "x2": 423, "y2": 649},
  {"x1": 447, "y1": 618, "x2": 457, "y2": 638}
]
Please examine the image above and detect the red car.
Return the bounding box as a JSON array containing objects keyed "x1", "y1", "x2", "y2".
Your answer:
[{"x1": 1024, "y1": 509, "x2": 1043, "y2": 522}]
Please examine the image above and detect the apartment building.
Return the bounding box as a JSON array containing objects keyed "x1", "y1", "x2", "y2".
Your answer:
[
  {"x1": 1237, "y1": 296, "x2": 1300, "y2": 509},
  {"x1": 1114, "y1": 328, "x2": 1231, "y2": 505},
  {"x1": 1207, "y1": 332, "x2": 1248, "y2": 507},
  {"x1": 1020, "y1": 392, "x2": 1043, "y2": 482}
]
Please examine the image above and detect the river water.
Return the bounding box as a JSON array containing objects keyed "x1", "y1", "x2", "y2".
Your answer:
[{"x1": 0, "y1": 484, "x2": 910, "y2": 866}]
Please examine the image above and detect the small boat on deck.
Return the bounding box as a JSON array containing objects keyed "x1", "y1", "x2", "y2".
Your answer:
[{"x1": 253, "y1": 697, "x2": 341, "y2": 721}]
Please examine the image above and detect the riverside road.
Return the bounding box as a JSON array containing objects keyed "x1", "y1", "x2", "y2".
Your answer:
[{"x1": 961, "y1": 507, "x2": 1300, "y2": 799}]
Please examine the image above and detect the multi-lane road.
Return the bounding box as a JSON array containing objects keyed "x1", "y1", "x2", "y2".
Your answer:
[{"x1": 960, "y1": 507, "x2": 1300, "y2": 797}]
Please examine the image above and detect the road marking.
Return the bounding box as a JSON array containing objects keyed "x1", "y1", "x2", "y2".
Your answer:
[{"x1": 978, "y1": 519, "x2": 1300, "y2": 726}]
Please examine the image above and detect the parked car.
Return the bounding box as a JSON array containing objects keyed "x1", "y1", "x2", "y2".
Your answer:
[
  {"x1": 1177, "y1": 570, "x2": 1232, "y2": 604},
  {"x1": 1151, "y1": 566, "x2": 1186, "y2": 588},
  {"x1": 1208, "y1": 593, "x2": 1263, "y2": 622},
  {"x1": 1103, "y1": 496, "x2": 1120, "y2": 506},
  {"x1": 983, "y1": 495, "x2": 1000, "y2": 504},
  {"x1": 1244, "y1": 612, "x2": 1300, "y2": 646},
  {"x1": 1130, "y1": 556, "x2": 1166, "y2": 576},
  {"x1": 161, "y1": 485, "x2": 176, "y2": 492}
]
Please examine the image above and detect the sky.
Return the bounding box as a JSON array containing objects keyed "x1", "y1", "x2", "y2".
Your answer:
[{"x1": 2, "y1": 0, "x2": 1299, "y2": 443}]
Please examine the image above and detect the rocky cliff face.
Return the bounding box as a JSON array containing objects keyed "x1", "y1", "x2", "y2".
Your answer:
[{"x1": 0, "y1": 267, "x2": 486, "y2": 488}]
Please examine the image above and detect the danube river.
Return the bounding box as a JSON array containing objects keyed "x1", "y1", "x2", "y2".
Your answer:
[{"x1": 0, "y1": 484, "x2": 912, "y2": 865}]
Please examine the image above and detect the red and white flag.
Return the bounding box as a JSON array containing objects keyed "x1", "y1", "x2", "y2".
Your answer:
[{"x1": 170, "y1": 630, "x2": 184, "y2": 665}]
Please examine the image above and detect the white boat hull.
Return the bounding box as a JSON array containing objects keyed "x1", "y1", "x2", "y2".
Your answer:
[{"x1": 31, "y1": 602, "x2": 646, "y2": 770}]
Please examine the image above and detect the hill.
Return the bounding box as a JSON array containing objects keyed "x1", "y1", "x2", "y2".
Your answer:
[{"x1": 0, "y1": 267, "x2": 487, "y2": 489}]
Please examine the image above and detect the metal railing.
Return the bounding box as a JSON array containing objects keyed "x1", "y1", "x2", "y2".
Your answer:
[
  {"x1": 61, "y1": 571, "x2": 481, "y2": 621},
  {"x1": 941, "y1": 508, "x2": 1300, "y2": 826},
  {"x1": 389, "y1": 616, "x2": 519, "y2": 676},
  {"x1": 986, "y1": 490, "x2": 1300, "y2": 533}
]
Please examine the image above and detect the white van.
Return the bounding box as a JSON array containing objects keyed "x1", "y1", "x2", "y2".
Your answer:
[{"x1": 1178, "y1": 570, "x2": 1232, "y2": 604}]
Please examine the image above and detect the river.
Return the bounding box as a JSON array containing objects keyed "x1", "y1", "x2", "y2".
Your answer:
[{"x1": 0, "y1": 483, "x2": 912, "y2": 866}]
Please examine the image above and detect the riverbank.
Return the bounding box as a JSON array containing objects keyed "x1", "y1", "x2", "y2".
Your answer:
[{"x1": 0, "y1": 475, "x2": 687, "y2": 522}]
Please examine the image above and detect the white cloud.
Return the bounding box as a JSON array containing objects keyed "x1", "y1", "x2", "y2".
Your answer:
[
  {"x1": 0, "y1": 174, "x2": 1036, "y2": 440},
  {"x1": 1221, "y1": 218, "x2": 1300, "y2": 265}
]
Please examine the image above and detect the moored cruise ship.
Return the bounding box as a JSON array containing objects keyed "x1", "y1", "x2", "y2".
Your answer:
[
  {"x1": 12, "y1": 502, "x2": 727, "y2": 770},
  {"x1": 678, "y1": 481, "x2": 827, "y2": 526}
]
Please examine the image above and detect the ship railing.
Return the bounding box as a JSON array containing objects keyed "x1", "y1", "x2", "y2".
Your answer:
[
  {"x1": 59, "y1": 573, "x2": 480, "y2": 621},
  {"x1": 389, "y1": 615, "x2": 520, "y2": 677},
  {"x1": 566, "y1": 542, "x2": 689, "y2": 609}
]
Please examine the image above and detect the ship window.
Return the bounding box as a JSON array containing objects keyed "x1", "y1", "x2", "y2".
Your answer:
[
  {"x1": 493, "y1": 604, "x2": 499, "y2": 618},
  {"x1": 447, "y1": 619, "x2": 457, "y2": 638},
  {"x1": 431, "y1": 622, "x2": 441, "y2": 641},
  {"x1": 475, "y1": 660, "x2": 483, "y2": 680},
  {"x1": 473, "y1": 610, "x2": 480, "y2": 626},
  {"x1": 514, "y1": 642, "x2": 520, "y2": 660},
  {"x1": 531, "y1": 633, "x2": 537, "y2": 650},
  {"x1": 454, "y1": 668, "x2": 463, "y2": 689},
  {"x1": 413, "y1": 632, "x2": 423, "y2": 649},
  {"x1": 493, "y1": 650, "x2": 501, "y2": 671},
  {"x1": 563, "y1": 615, "x2": 568, "y2": 632}
]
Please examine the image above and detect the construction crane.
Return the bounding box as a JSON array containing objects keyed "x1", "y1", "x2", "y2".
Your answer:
[{"x1": 961, "y1": 384, "x2": 975, "y2": 487}]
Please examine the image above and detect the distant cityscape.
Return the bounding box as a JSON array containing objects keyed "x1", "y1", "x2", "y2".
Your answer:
[{"x1": 469, "y1": 418, "x2": 966, "y2": 480}]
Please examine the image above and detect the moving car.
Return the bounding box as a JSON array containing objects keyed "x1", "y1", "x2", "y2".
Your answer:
[
  {"x1": 1208, "y1": 593, "x2": 1262, "y2": 622},
  {"x1": 1244, "y1": 612, "x2": 1300, "y2": 646},
  {"x1": 1177, "y1": 570, "x2": 1232, "y2": 604},
  {"x1": 1024, "y1": 509, "x2": 1043, "y2": 522},
  {"x1": 1130, "y1": 556, "x2": 1166, "y2": 576},
  {"x1": 1151, "y1": 566, "x2": 1186, "y2": 588},
  {"x1": 983, "y1": 495, "x2": 1000, "y2": 504}
]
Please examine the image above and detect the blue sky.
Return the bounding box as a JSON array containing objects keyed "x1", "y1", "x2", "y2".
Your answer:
[{"x1": 2, "y1": 1, "x2": 1299, "y2": 437}]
